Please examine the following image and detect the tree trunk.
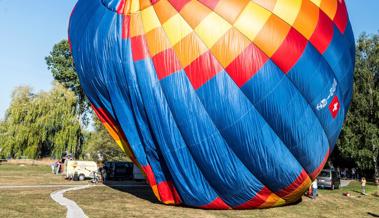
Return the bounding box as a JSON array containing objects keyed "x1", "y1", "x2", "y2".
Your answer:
[{"x1": 374, "y1": 154, "x2": 379, "y2": 180}]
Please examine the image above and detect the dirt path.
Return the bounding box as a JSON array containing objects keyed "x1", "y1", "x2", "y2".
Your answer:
[{"x1": 50, "y1": 185, "x2": 92, "y2": 218}]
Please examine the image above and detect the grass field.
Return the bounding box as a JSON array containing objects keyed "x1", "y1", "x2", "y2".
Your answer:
[
  {"x1": 0, "y1": 162, "x2": 86, "y2": 185},
  {"x1": 65, "y1": 182, "x2": 379, "y2": 218},
  {"x1": 1, "y1": 163, "x2": 378, "y2": 218},
  {"x1": 0, "y1": 188, "x2": 65, "y2": 218},
  {"x1": 0, "y1": 163, "x2": 70, "y2": 217}
]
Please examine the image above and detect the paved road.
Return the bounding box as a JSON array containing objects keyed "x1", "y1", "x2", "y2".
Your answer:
[{"x1": 50, "y1": 185, "x2": 91, "y2": 218}]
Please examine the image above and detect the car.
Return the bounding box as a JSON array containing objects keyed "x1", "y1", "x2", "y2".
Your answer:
[
  {"x1": 317, "y1": 169, "x2": 341, "y2": 190},
  {"x1": 64, "y1": 160, "x2": 98, "y2": 181}
]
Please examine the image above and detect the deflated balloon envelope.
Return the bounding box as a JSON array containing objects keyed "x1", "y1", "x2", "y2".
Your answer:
[{"x1": 68, "y1": 0, "x2": 355, "y2": 209}]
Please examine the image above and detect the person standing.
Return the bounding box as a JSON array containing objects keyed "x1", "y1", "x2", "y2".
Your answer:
[
  {"x1": 361, "y1": 177, "x2": 367, "y2": 195},
  {"x1": 312, "y1": 179, "x2": 318, "y2": 199},
  {"x1": 351, "y1": 168, "x2": 356, "y2": 179}
]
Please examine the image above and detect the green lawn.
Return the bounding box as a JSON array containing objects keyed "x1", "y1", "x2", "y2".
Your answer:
[
  {"x1": 1, "y1": 163, "x2": 378, "y2": 218},
  {"x1": 0, "y1": 162, "x2": 87, "y2": 185},
  {"x1": 0, "y1": 188, "x2": 65, "y2": 218},
  {"x1": 65, "y1": 181, "x2": 379, "y2": 218}
]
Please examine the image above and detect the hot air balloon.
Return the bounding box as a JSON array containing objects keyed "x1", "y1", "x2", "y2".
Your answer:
[{"x1": 68, "y1": 0, "x2": 355, "y2": 209}]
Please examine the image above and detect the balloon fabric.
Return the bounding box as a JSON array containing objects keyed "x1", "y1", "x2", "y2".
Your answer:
[{"x1": 69, "y1": 0, "x2": 355, "y2": 209}]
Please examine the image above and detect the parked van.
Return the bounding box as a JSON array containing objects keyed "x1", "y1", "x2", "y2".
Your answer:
[
  {"x1": 103, "y1": 161, "x2": 134, "y2": 180},
  {"x1": 64, "y1": 160, "x2": 98, "y2": 181},
  {"x1": 317, "y1": 169, "x2": 341, "y2": 189}
]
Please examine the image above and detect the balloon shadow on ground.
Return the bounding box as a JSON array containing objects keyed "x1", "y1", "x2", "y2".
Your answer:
[
  {"x1": 368, "y1": 212, "x2": 379, "y2": 217},
  {"x1": 103, "y1": 180, "x2": 305, "y2": 210},
  {"x1": 104, "y1": 181, "x2": 160, "y2": 204}
]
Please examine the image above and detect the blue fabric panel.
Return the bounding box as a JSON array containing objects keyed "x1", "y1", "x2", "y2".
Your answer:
[
  {"x1": 134, "y1": 59, "x2": 223, "y2": 207},
  {"x1": 242, "y1": 61, "x2": 329, "y2": 175},
  {"x1": 196, "y1": 71, "x2": 304, "y2": 193},
  {"x1": 288, "y1": 44, "x2": 346, "y2": 148},
  {"x1": 323, "y1": 26, "x2": 354, "y2": 110},
  {"x1": 160, "y1": 71, "x2": 265, "y2": 207}
]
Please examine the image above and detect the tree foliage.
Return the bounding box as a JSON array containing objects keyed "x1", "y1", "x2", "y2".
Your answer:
[
  {"x1": 45, "y1": 40, "x2": 90, "y2": 125},
  {"x1": 0, "y1": 84, "x2": 82, "y2": 159},
  {"x1": 337, "y1": 33, "x2": 379, "y2": 178},
  {"x1": 45, "y1": 40, "x2": 125, "y2": 162},
  {"x1": 82, "y1": 118, "x2": 129, "y2": 162}
]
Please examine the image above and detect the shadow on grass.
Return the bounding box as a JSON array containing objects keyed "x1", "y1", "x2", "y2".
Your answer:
[
  {"x1": 368, "y1": 212, "x2": 379, "y2": 217},
  {"x1": 102, "y1": 180, "x2": 305, "y2": 210},
  {"x1": 104, "y1": 181, "x2": 161, "y2": 204}
]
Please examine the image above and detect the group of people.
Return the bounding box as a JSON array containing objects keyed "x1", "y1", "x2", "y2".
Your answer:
[
  {"x1": 51, "y1": 160, "x2": 62, "y2": 174},
  {"x1": 308, "y1": 177, "x2": 367, "y2": 200}
]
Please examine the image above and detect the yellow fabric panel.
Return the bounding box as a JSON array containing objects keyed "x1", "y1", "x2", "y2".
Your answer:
[
  {"x1": 273, "y1": 0, "x2": 302, "y2": 25},
  {"x1": 153, "y1": 0, "x2": 177, "y2": 24},
  {"x1": 115, "y1": 140, "x2": 125, "y2": 153},
  {"x1": 252, "y1": 0, "x2": 278, "y2": 11},
  {"x1": 214, "y1": 0, "x2": 250, "y2": 24},
  {"x1": 293, "y1": 0, "x2": 320, "y2": 39},
  {"x1": 141, "y1": 6, "x2": 161, "y2": 33},
  {"x1": 195, "y1": 12, "x2": 231, "y2": 48},
  {"x1": 145, "y1": 27, "x2": 171, "y2": 56},
  {"x1": 130, "y1": 0, "x2": 140, "y2": 13},
  {"x1": 284, "y1": 177, "x2": 312, "y2": 201},
  {"x1": 320, "y1": 0, "x2": 338, "y2": 20},
  {"x1": 259, "y1": 194, "x2": 286, "y2": 208},
  {"x1": 151, "y1": 185, "x2": 161, "y2": 201},
  {"x1": 310, "y1": 0, "x2": 322, "y2": 6},
  {"x1": 130, "y1": 13, "x2": 144, "y2": 37},
  {"x1": 173, "y1": 32, "x2": 208, "y2": 67},
  {"x1": 139, "y1": 0, "x2": 151, "y2": 10},
  {"x1": 211, "y1": 28, "x2": 250, "y2": 67},
  {"x1": 234, "y1": 2, "x2": 272, "y2": 41},
  {"x1": 253, "y1": 15, "x2": 291, "y2": 57},
  {"x1": 103, "y1": 122, "x2": 121, "y2": 141},
  {"x1": 162, "y1": 13, "x2": 193, "y2": 46},
  {"x1": 180, "y1": 0, "x2": 211, "y2": 28}
]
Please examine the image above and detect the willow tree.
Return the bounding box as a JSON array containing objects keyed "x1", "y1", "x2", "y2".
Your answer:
[{"x1": 0, "y1": 83, "x2": 82, "y2": 159}]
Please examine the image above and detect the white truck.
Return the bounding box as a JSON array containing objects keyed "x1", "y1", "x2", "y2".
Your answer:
[{"x1": 64, "y1": 160, "x2": 98, "y2": 181}]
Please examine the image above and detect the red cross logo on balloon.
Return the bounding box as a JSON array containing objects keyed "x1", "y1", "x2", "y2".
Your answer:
[{"x1": 328, "y1": 96, "x2": 341, "y2": 119}]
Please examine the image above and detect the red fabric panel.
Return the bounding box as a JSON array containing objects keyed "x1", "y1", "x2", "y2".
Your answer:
[
  {"x1": 131, "y1": 35, "x2": 150, "y2": 61},
  {"x1": 198, "y1": 0, "x2": 220, "y2": 10},
  {"x1": 272, "y1": 28, "x2": 307, "y2": 73},
  {"x1": 310, "y1": 11, "x2": 334, "y2": 54},
  {"x1": 226, "y1": 44, "x2": 268, "y2": 87},
  {"x1": 275, "y1": 169, "x2": 309, "y2": 198},
  {"x1": 200, "y1": 197, "x2": 230, "y2": 210},
  {"x1": 234, "y1": 187, "x2": 272, "y2": 209},
  {"x1": 333, "y1": 0, "x2": 348, "y2": 33},
  {"x1": 153, "y1": 48, "x2": 182, "y2": 80},
  {"x1": 168, "y1": 0, "x2": 191, "y2": 11},
  {"x1": 184, "y1": 51, "x2": 222, "y2": 90}
]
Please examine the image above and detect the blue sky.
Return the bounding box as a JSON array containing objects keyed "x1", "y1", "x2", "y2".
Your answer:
[{"x1": 0, "y1": 0, "x2": 378, "y2": 119}]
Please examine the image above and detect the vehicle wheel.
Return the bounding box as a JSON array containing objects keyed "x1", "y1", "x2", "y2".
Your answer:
[{"x1": 79, "y1": 174, "x2": 85, "y2": 181}]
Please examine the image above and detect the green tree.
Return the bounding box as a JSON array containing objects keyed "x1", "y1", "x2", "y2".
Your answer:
[
  {"x1": 0, "y1": 84, "x2": 82, "y2": 159},
  {"x1": 82, "y1": 118, "x2": 128, "y2": 162},
  {"x1": 46, "y1": 39, "x2": 124, "y2": 162},
  {"x1": 337, "y1": 33, "x2": 379, "y2": 179},
  {"x1": 45, "y1": 40, "x2": 90, "y2": 125}
]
